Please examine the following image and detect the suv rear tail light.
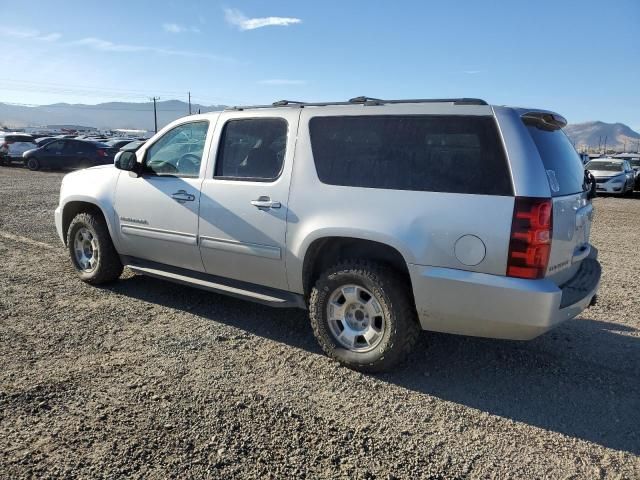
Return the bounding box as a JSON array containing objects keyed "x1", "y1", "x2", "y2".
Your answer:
[
  {"x1": 96, "y1": 149, "x2": 107, "y2": 157},
  {"x1": 507, "y1": 197, "x2": 553, "y2": 280}
]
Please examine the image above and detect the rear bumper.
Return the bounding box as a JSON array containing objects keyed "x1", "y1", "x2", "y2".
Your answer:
[{"x1": 410, "y1": 251, "x2": 601, "y2": 340}]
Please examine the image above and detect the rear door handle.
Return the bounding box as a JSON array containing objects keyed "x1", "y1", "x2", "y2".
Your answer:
[
  {"x1": 251, "y1": 196, "x2": 281, "y2": 209},
  {"x1": 171, "y1": 190, "x2": 195, "y2": 203}
]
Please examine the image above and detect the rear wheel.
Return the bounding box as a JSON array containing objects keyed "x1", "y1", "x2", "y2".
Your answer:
[
  {"x1": 309, "y1": 260, "x2": 420, "y2": 372},
  {"x1": 66, "y1": 212, "x2": 123, "y2": 284},
  {"x1": 26, "y1": 157, "x2": 40, "y2": 171}
]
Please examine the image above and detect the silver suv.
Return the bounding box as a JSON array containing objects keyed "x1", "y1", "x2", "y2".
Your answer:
[{"x1": 55, "y1": 97, "x2": 601, "y2": 371}]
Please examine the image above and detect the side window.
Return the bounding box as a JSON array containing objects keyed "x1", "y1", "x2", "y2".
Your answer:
[
  {"x1": 64, "y1": 141, "x2": 81, "y2": 154},
  {"x1": 308, "y1": 115, "x2": 512, "y2": 195},
  {"x1": 144, "y1": 121, "x2": 209, "y2": 177},
  {"x1": 45, "y1": 141, "x2": 65, "y2": 153},
  {"x1": 214, "y1": 118, "x2": 287, "y2": 181}
]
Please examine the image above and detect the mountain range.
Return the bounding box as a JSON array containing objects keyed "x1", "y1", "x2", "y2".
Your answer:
[
  {"x1": 0, "y1": 100, "x2": 226, "y2": 132},
  {"x1": 1, "y1": 100, "x2": 639, "y2": 151},
  {"x1": 564, "y1": 121, "x2": 640, "y2": 152}
]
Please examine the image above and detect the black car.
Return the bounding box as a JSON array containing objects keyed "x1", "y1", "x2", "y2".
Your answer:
[
  {"x1": 23, "y1": 139, "x2": 116, "y2": 171},
  {"x1": 104, "y1": 138, "x2": 136, "y2": 150}
]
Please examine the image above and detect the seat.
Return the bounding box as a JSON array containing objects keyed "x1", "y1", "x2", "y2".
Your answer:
[{"x1": 243, "y1": 146, "x2": 281, "y2": 179}]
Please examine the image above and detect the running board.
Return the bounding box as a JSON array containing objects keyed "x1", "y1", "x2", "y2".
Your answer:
[{"x1": 123, "y1": 258, "x2": 306, "y2": 309}]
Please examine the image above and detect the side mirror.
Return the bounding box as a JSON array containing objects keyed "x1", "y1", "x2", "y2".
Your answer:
[{"x1": 114, "y1": 151, "x2": 139, "y2": 173}]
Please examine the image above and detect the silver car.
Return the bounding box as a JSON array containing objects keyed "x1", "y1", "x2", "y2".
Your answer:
[
  {"x1": 586, "y1": 158, "x2": 635, "y2": 195},
  {"x1": 55, "y1": 97, "x2": 601, "y2": 371},
  {"x1": 0, "y1": 133, "x2": 37, "y2": 165}
]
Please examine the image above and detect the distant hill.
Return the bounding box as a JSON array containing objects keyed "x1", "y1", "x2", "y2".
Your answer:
[
  {"x1": 0, "y1": 100, "x2": 227, "y2": 131},
  {"x1": 564, "y1": 121, "x2": 640, "y2": 152}
]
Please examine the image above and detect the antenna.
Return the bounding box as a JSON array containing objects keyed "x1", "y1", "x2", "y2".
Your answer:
[{"x1": 150, "y1": 97, "x2": 160, "y2": 133}]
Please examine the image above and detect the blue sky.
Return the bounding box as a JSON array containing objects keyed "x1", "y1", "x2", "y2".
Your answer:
[{"x1": 0, "y1": 0, "x2": 638, "y2": 128}]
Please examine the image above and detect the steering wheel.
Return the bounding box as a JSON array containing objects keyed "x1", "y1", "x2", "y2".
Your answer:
[{"x1": 176, "y1": 153, "x2": 200, "y2": 175}]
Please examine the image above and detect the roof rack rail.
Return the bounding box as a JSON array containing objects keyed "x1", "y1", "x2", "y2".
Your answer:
[
  {"x1": 272, "y1": 100, "x2": 306, "y2": 107},
  {"x1": 226, "y1": 97, "x2": 488, "y2": 111}
]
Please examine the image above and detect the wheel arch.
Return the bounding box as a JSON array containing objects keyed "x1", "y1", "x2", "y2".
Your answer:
[
  {"x1": 61, "y1": 199, "x2": 113, "y2": 246},
  {"x1": 300, "y1": 235, "x2": 414, "y2": 299}
]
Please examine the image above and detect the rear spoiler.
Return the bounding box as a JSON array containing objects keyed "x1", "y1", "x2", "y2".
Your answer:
[{"x1": 521, "y1": 111, "x2": 567, "y2": 130}]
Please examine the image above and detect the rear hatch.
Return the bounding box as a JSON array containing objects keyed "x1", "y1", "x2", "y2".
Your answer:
[
  {"x1": 4, "y1": 135, "x2": 37, "y2": 156},
  {"x1": 523, "y1": 115, "x2": 594, "y2": 286}
]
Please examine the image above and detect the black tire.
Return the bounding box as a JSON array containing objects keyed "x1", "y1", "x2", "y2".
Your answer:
[
  {"x1": 26, "y1": 157, "x2": 40, "y2": 171},
  {"x1": 66, "y1": 212, "x2": 123, "y2": 284},
  {"x1": 309, "y1": 260, "x2": 420, "y2": 373}
]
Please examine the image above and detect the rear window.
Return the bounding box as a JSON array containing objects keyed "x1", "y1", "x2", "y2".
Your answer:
[
  {"x1": 525, "y1": 125, "x2": 585, "y2": 196},
  {"x1": 309, "y1": 115, "x2": 512, "y2": 195},
  {"x1": 5, "y1": 135, "x2": 35, "y2": 143}
]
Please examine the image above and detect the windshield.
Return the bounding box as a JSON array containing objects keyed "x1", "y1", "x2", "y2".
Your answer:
[
  {"x1": 628, "y1": 159, "x2": 640, "y2": 168},
  {"x1": 586, "y1": 160, "x2": 623, "y2": 172}
]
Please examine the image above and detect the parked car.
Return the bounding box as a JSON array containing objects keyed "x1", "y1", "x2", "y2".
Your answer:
[
  {"x1": 55, "y1": 97, "x2": 601, "y2": 372},
  {"x1": 119, "y1": 140, "x2": 147, "y2": 152},
  {"x1": 23, "y1": 139, "x2": 116, "y2": 171},
  {"x1": 627, "y1": 158, "x2": 640, "y2": 189},
  {"x1": 34, "y1": 136, "x2": 59, "y2": 147},
  {"x1": 0, "y1": 134, "x2": 37, "y2": 165},
  {"x1": 585, "y1": 158, "x2": 635, "y2": 195},
  {"x1": 104, "y1": 138, "x2": 136, "y2": 150}
]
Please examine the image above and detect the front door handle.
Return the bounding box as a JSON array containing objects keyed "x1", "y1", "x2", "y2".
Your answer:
[
  {"x1": 171, "y1": 190, "x2": 195, "y2": 203},
  {"x1": 251, "y1": 196, "x2": 281, "y2": 209}
]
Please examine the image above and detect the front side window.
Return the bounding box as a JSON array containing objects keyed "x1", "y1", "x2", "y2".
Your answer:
[
  {"x1": 214, "y1": 118, "x2": 288, "y2": 181},
  {"x1": 309, "y1": 115, "x2": 512, "y2": 195},
  {"x1": 144, "y1": 121, "x2": 209, "y2": 177}
]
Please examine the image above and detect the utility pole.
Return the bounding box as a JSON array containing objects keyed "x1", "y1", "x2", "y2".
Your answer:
[
  {"x1": 188, "y1": 92, "x2": 192, "y2": 115},
  {"x1": 150, "y1": 96, "x2": 160, "y2": 133}
]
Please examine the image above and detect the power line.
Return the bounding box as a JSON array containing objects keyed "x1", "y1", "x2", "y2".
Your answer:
[{"x1": 0, "y1": 100, "x2": 212, "y2": 112}]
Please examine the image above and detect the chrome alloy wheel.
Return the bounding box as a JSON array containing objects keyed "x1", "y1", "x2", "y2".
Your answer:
[
  {"x1": 326, "y1": 284, "x2": 386, "y2": 352},
  {"x1": 73, "y1": 227, "x2": 99, "y2": 272}
]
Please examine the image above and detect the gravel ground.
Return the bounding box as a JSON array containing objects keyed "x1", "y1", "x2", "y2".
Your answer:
[{"x1": 0, "y1": 166, "x2": 638, "y2": 479}]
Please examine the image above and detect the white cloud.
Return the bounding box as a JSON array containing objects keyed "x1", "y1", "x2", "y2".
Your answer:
[
  {"x1": 71, "y1": 37, "x2": 233, "y2": 62},
  {"x1": 73, "y1": 37, "x2": 230, "y2": 61},
  {"x1": 258, "y1": 79, "x2": 306, "y2": 86},
  {"x1": 0, "y1": 27, "x2": 61, "y2": 42},
  {"x1": 163, "y1": 23, "x2": 200, "y2": 34},
  {"x1": 224, "y1": 8, "x2": 301, "y2": 31},
  {"x1": 72, "y1": 37, "x2": 146, "y2": 53},
  {"x1": 0, "y1": 26, "x2": 229, "y2": 62},
  {"x1": 463, "y1": 70, "x2": 483, "y2": 74}
]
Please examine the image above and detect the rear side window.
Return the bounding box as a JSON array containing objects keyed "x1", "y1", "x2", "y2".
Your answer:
[
  {"x1": 309, "y1": 115, "x2": 512, "y2": 195},
  {"x1": 215, "y1": 118, "x2": 287, "y2": 181},
  {"x1": 525, "y1": 125, "x2": 585, "y2": 196}
]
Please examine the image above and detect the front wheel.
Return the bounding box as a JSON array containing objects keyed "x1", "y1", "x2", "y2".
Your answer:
[
  {"x1": 66, "y1": 212, "x2": 123, "y2": 284},
  {"x1": 26, "y1": 157, "x2": 40, "y2": 171},
  {"x1": 309, "y1": 260, "x2": 420, "y2": 372}
]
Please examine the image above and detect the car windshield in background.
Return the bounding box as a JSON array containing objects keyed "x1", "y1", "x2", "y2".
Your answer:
[
  {"x1": 524, "y1": 124, "x2": 585, "y2": 196},
  {"x1": 586, "y1": 161, "x2": 623, "y2": 172}
]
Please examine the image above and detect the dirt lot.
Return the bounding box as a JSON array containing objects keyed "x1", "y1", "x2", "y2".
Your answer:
[{"x1": 0, "y1": 166, "x2": 638, "y2": 479}]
